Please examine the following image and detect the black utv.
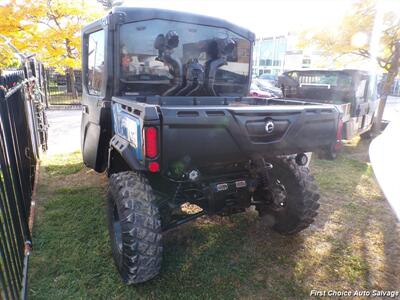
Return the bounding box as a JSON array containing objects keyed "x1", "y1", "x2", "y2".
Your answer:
[
  {"x1": 81, "y1": 7, "x2": 340, "y2": 284},
  {"x1": 278, "y1": 69, "x2": 380, "y2": 158}
]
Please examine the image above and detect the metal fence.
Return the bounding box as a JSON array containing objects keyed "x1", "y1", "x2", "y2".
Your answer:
[
  {"x1": 390, "y1": 78, "x2": 400, "y2": 97},
  {"x1": 0, "y1": 63, "x2": 47, "y2": 299},
  {"x1": 45, "y1": 69, "x2": 82, "y2": 107},
  {"x1": 378, "y1": 75, "x2": 400, "y2": 97}
]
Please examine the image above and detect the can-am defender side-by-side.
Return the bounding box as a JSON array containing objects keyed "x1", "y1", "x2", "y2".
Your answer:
[
  {"x1": 278, "y1": 69, "x2": 380, "y2": 159},
  {"x1": 81, "y1": 7, "x2": 340, "y2": 284}
]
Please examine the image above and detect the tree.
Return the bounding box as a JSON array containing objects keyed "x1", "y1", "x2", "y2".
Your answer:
[
  {"x1": 27, "y1": 0, "x2": 101, "y2": 98},
  {"x1": 0, "y1": 0, "x2": 102, "y2": 97},
  {"x1": 0, "y1": 0, "x2": 37, "y2": 69},
  {"x1": 299, "y1": 0, "x2": 400, "y2": 133}
]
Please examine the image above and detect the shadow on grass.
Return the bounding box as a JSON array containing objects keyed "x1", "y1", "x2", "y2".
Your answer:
[
  {"x1": 29, "y1": 184, "x2": 309, "y2": 299},
  {"x1": 310, "y1": 155, "x2": 400, "y2": 291},
  {"x1": 342, "y1": 136, "x2": 373, "y2": 162},
  {"x1": 29, "y1": 149, "x2": 400, "y2": 299}
]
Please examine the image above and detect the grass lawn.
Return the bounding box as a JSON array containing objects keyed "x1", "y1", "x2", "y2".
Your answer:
[{"x1": 29, "y1": 139, "x2": 400, "y2": 299}]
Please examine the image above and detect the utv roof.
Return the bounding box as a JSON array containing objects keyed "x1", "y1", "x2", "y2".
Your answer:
[{"x1": 84, "y1": 7, "x2": 255, "y2": 42}]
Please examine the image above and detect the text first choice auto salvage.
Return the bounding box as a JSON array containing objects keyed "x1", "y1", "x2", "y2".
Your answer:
[{"x1": 310, "y1": 290, "x2": 400, "y2": 298}]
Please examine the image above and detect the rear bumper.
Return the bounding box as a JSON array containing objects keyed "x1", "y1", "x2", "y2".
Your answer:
[{"x1": 160, "y1": 105, "x2": 339, "y2": 169}]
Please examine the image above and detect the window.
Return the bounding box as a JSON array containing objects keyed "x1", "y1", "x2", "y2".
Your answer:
[
  {"x1": 259, "y1": 73, "x2": 276, "y2": 81},
  {"x1": 273, "y1": 60, "x2": 281, "y2": 66},
  {"x1": 296, "y1": 72, "x2": 352, "y2": 88},
  {"x1": 86, "y1": 30, "x2": 104, "y2": 95},
  {"x1": 119, "y1": 20, "x2": 251, "y2": 96},
  {"x1": 356, "y1": 79, "x2": 367, "y2": 100}
]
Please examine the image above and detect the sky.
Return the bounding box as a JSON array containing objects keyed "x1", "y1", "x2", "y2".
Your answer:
[
  {"x1": 119, "y1": 0, "x2": 357, "y2": 37},
  {"x1": 3, "y1": 0, "x2": 399, "y2": 38}
]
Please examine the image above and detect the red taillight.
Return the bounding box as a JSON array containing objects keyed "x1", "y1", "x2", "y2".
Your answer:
[
  {"x1": 148, "y1": 161, "x2": 160, "y2": 173},
  {"x1": 336, "y1": 119, "x2": 344, "y2": 141},
  {"x1": 334, "y1": 119, "x2": 344, "y2": 151},
  {"x1": 145, "y1": 127, "x2": 158, "y2": 158}
]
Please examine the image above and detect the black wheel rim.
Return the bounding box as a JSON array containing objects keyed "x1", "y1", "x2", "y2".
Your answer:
[
  {"x1": 113, "y1": 204, "x2": 123, "y2": 253},
  {"x1": 271, "y1": 166, "x2": 302, "y2": 225},
  {"x1": 270, "y1": 182, "x2": 288, "y2": 212}
]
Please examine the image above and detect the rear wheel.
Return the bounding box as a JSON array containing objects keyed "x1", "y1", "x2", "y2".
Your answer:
[
  {"x1": 360, "y1": 130, "x2": 372, "y2": 140},
  {"x1": 281, "y1": 85, "x2": 286, "y2": 96},
  {"x1": 321, "y1": 143, "x2": 339, "y2": 160},
  {"x1": 107, "y1": 171, "x2": 162, "y2": 284},
  {"x1": 361, "y1": 114, "x2": 376, "y2": 139},
  {"x1": 256, "y1": 158, "x2": 320, "y2": 235}
]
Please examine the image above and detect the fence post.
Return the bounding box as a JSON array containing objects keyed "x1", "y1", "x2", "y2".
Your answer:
[
  {"x1": 43, "y1": 68, "x2": 50, "y2": 108},
  {"x1": 0, "y1": 88, "x2": 31, "y2": 243}
]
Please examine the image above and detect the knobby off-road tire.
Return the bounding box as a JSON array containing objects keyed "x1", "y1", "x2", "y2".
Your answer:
[
  {"x1": 256, "y1": 158, "x2": 320, "y2": 235},
  {"x1": 107, "y1": 171, "x2": 162, "y2": 284},
  {"x1": 360, "y1": 130, "x2": 372, "y2": 140}
]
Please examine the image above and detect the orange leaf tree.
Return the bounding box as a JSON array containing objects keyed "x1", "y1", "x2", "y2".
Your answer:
[
  {"x1": 299, "y1": 0, "x2": 400, "y2": 132},
  {"x1": 0, "y1": 0, "x2": 102, "y2": 97}
]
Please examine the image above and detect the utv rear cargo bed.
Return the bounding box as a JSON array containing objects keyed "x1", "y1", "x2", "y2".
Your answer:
[{"x1": 112, "y1": 96, "x2": 340, "y2": 168}]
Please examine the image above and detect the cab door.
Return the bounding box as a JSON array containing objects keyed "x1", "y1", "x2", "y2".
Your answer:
[
  {"x1": 353, "y1": 76, "x2": 370, "y2": 133},
  {"x1": 81, "y1": 23, "x2": 112, "y2": 172},
  {"x1": 365, "y1": 75, "x2": 380, "y2": 129}
]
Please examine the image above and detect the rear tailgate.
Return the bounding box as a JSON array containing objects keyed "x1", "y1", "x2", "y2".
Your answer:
[{"x1": 160, "y1": 104, "x2": 339, "y2": 164}]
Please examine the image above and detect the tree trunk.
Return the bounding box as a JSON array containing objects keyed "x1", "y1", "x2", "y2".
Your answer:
[
  {"x1": 65, "y1": 39, "x2": 78, "y2": 99},
  {"x1": 68, "y1": 67, "x2": 78, "y2": 99},
  {"x1": 373, "y1": 42, "x2": 400, "y2": 134}
]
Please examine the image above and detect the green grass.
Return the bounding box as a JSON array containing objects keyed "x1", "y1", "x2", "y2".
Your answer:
[
  {"x1": 29, "y1": 145, "x2": 400, "y2": 299},
  {"x1": 312, "y1": 156, "x2": 368, "y2": 192},
  {"x1": 44, "y1": 151, "x2": 84, "y2": 176}
]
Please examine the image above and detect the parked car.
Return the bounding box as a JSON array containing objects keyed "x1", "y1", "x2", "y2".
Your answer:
[
  {"x1": 249, "y1": 82, "x2": 275, "y2": 97},
  {"x1": 253, "y1": 79, "x2": 283, "y2": 97},
  {"x1": 257, "y1": 73, "x2": 278, "y2": 86},
  {"x1": 81, "y1": 7, "x2": 340, "y2": 284},
  {"x1": 278, "y1": 69, "x2": 380, "y2": 159}
]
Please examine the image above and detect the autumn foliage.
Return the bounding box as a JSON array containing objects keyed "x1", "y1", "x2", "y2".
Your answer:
[
  {"x1": 0, "y1": 0, "x2": 102, "y2": 71},
  {"x1": 299, "y1": 0, "x2": 400, "y2": 131}
]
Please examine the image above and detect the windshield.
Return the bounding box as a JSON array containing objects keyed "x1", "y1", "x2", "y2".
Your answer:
[
  {"x1": 256, "y1": 79, "x2": 275, "y2": 89},
  {"x1": 285, "y1": 71, "x2": 354, "y2": 103},
  {"x1": 259, "y1": 74, "x2": 277, "y2": 81},
  {"x1": 250, "y1": 82, "x2": 260, "y2": 90},
  {"x1": 119, "y1": 20, "x2": 251, "y2": 97},
  {"x1": 290, "y1": 71, "x2": 353, "y2": 88}
]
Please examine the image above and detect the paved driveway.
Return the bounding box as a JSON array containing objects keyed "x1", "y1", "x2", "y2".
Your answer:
[
  {"x1": 46, "y1": 109, "x2": 82, "y2": 155},
  {"x1": 384, "y1": 96, "x2": 400, "y2": 122}
]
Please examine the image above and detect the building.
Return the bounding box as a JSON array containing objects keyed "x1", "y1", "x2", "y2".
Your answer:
[
  {"x1": 252, "y1": 36, "x2": 286, "y2": 76},
  {"x1": 252, "y1": 33, "x2": 331, "y2": 77}
]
